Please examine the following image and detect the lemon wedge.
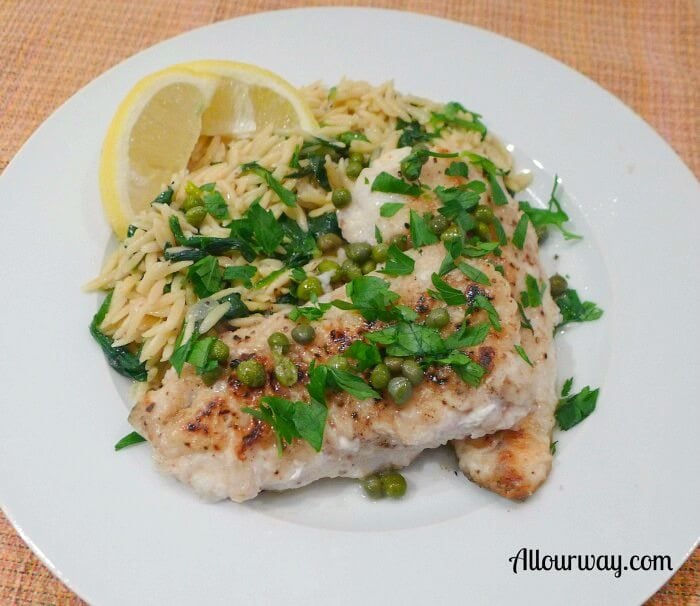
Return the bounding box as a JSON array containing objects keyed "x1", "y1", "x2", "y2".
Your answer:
[{"x1": 99, "y1": 61, "x2": 317, "y2": 238}]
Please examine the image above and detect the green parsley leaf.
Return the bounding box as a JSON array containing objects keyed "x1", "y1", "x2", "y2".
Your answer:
[
  {"x1": 457, "y1": 261, "x2": 491, "y2": 286},
  {"x1": 517, "y1": 302, "x2": 534, "y2": 332},
  {"x1": 555, "y1": 384, "x2": 599, "y2": 430},
  {"x1": 150, "y1": 187, "x2": 173, "y2": 205},
  {"x1": 380, "y1": 202, "x2": 405, "y2": 217},
  {"x1": 512, "y1": 213, "x2": 529, "y2": 249},
  {"x1": 385, "y1": 323, "x2": 446, "y2": 358},
  {"x1": 561, "y1": 377, "x2": 574, "y2": 397},
  {"x1": 381, "y1": 243, "x2": 415, "y2": 276},
  {"x1": 445, "y1": 161, "x2": 469, "y2": 178},
  {"x1": 337, "y1": 131, "x2": 369, "y2": 146},
  {"x1": 431, "y1": 102, "x2": 487, "y2": 139},
  {"x1": 492, "y1": 216, "x2": 508, "y2": 245},
  {"x1": 241, "y1": 161, "x2": 297, "y2": 207},
  {"x1": 400, "y1": 149, "x2": 458, "y2": 181},
  {"x1": 219, "y1": 292, "x2": 251, "y2": 319},
  {"x1": 520, "y1": 274, "x2": 544, "y2": 308},
  {"x1": 460, "y1": 152, "x2": 508, "y2": 205},
  {"x1": 550, "y1": 441, "x2": 558, "y2": 455},
  {"x1": 325, "y1": 367, "x2": 380, "y2": 400},
  {"x1": 394, "y1": 305, "x2": 419, "y2": 321},
  {"x1": 461, "y1": 241, "x2": 500, "y2": 258},
  {"x1": 169, "y1": 324, "x2": 195, "y2": 376},
  {"x1": 409, "y1": 210, "x2": 439, "y2": 248},
  {"x1": 443, "y1": 322, "x2": 490, "y2": 349},
  {"x1": 518, "y1": 175, "x2": 581, "y2": 240},
  {"x1": 470, "y1": 294, "x2": 501, "y2": 331},
  {"x1": 439, "y1": 251, "x2": 456, "y2": 276},
  {"x1": 252, "y1": 268, "x2": 286, "y2": 290},
  {"x1": 222, "y1": 265, "x2": 256, "y2": 287},
  {"x1": 343, "y1": 340, "x2": 382, "y2": 371},
  {"x1": 375, "y1": 226, "x2": 383, "y2": 243},
  {"x1": 396, "y1": 118, "x2": 436, "y2": 148},
  {"x1": 371, "y1": 172, "x2": 422, "y2": 196},
  {"x1": 89, "y1": 292, "x2": 147, "y2": 381},
  {"x1": 246, "y1": 201, "x2": 284, "y2": 257},
  {"x1": 288, "y1": 300, "x2": 331, "y2": 322},
  {"x1": 452, "y1": 358, "x2": 487, "y2": 386},
  {"x1": 114, "y1": 431, "x2": 146, "y2": 451},
  {"x1": 429, "y1": 273, "x2": 467, "y2": 306},
  {"x1": 555, "y1": 289, "x2": 604, "y2": 329},
  {"x1": 332, "y1": 276, "x2": 400, "y2": 322},
  {"x1": 514, "y1": 344, "x2": 534, "y2": 366},
  {"x1": 188, "y1": 256, "x2": 223, "y2": 298},
  {"x1": 203, "y1": 190, "x2": 230, "y2": 220}
]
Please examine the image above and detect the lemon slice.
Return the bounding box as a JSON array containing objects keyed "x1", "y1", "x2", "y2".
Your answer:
[
  {"x1": 99, "y1": 61, "x2": 317, "y2": 238},
  {"x1": 179, "y1": 59, "x2": 318, "y2": 136}
]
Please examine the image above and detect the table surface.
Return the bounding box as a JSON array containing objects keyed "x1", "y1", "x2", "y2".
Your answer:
[{"x1": 0, "y1": 1, "x2": 697, "y2": 604}]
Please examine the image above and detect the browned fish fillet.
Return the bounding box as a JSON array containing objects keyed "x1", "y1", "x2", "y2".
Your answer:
[{"x1": 130, "y1": 246, "x2": 536, "y2": 502}]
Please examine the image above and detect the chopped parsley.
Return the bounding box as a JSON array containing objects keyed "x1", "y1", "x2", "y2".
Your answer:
[
  {"x1": 430, "y1": 102, "x2": 487, "y2": 139},
  {"x1": 222, "y1": 265, "x2": 256, "y2": 288},
  {"x1": 400, "y1": 149, "x2": 458, "y2": 181},
  {"x1": 381, "y1": 243, "x2": 415, "y2": 276},
  {"x1": 187, "y1": 255, "x2": 223, "y2": 298},
  {"x1": 288, "y1": 298, "x2": 331, "y2": 322},
  {"x1": 445, "y1": 161, "x2": 470, "y2": 178},
  {"x1": 429, "y1": 273, "x2": 467, "y2": 306},
  {"x1": 379, "y1": 202, "x2": 405, "y2": 217},
  {"x1": 514, "y1": 344, "x2": 534, "y2": 366},
  {"x1": 555, "y1": 288, "x2": 604, "y2": 329},
  {"x1": 343, "y1": 341, "x2": 382, "y2": 371},
  {"x1": 409, "y1": 210, "x2": 439, "y2": 247},
  {"x1": 202, "y1": 189, "x2": 230, "y2": 220},
  {"x1": 457, "y1": 261, "x2": 491, "y2": 286},
  {"x1": 150, "y1": 187, "x2": 173, "y2": 206},
  {"x1": 512, "y1": 213, "x2": 529, "y2": 249},
  {"x1": 114, "y1": 431, "x2": 146, "y2": 451},
  {"x1": 555, "y1": 379, "x2": 599, "y2": 430},
  {"x1": 520, "y1": 274, "x2": 545, "y2": 308},
  {"x1": 396, "y1": 118, "x2": 436, "y2": 148},
  {"x1": 241, "y1": 161, "x2": 297, "y2": 207},
  {"x1": 518, "y1": 176, "x2": 581, "y2": 240},
  {"x1": 460, "y1": 152, "x2": 508, "y2": 205},
  {"x1": 470, "y1": 294, "x2": 501, "y2": 331},
  {"x1": 371, "y1": 172, "x2": 422, "y2": 196},
  {"x1": 331, "y1": 276, "x2": 400, "y2": 322}
]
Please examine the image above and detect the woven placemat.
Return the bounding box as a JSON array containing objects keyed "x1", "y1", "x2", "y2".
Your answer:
[{"x1": 0, "y1": 1, "x2": 697, "y2": 604}]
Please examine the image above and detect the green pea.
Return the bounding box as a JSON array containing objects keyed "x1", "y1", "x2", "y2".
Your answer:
[
  {"x1": 369, "y1": 364, "x2": 391, "y2": 390},
  {"x1": 340, "y1": 260, "x2": 362, "y2": 282},
  {"x1": 268, "y1": 332, "x2": 290, "y2": 354},
  {"x1": 401, "y1": 359, "x2": 424, "y2": 385},
  {"x1": 274, "y1": 357, "x2": 298, "y2": 387},
  {"x1": 475, "y1": 221, "x2": 492, "y2": 241},
  {"x1": 440, "y1": 224, "x2": 462, "y2": 243},
  {"x1": 291, "y1": 324, "x2": 315, "y2": 344},
  {"x1": 388, "y1": 376, "x2": 412, "y2": 405},
  {"x1": 210, "y1": 339, "x2": 229, "y2": 363},
  {"x1": 201, "y1": 366, "x2": 222, "y2": 386},
  {"x1": 371, "y1": 242, "x2": 389, "y2": 263},
  {"x1": 185, "y1": 206, "x2": 207, "y2": 227},
  {"x1": 361, "y1": 474, "x2": 383, "y2": 499},
  {"x1": 428, "y1": 214, "x2": 449, "y2": 235},
  {"x1": 317, "y1": 233, "x2": 343, "y2": 252},
  {"x1": 348, "y1": 151, "x2": 364, "y2": 165},
  {"x1": 384, "y1": 356, "x2": 404, "y2": 375},
  {"x1": 346, "y1": 160, "x2": 363, "y2": 179},
  {"x1": 549, "y1": 274, "x2": 569, "y2": 298},
  {"x1": 183, "y1": 196, "x2": 204, "y2": 212},
  {"x1": 380, "y1": 471, "x2": 407, "y2": 498},
  {"x1": 361, "y1": 260, "x2": 377, "y2": 275},
  {"x1": 236, "y1": 359, "x2": 266, "y2": 388},
  {"x1": 331, "y1": 188, "x2": 352, "y2": 209},
  {"x1": 345, "y1": 242, "x2": 372, "y2": 263},
  {"x1": 327, "y1": 355, "x2": 349, "y2": 372},
  {"x1": 296, "y1": 277, "x2": 323, "y2": 302},
  {"x1": 473, "y1": 205, "x2": 494, "y2": 224},
  {"x1": 391, "y1": 234, "x2": 409, "y2": 251},
  {"x1": 425, "y1": 307, "x2": 450, "y2": 329}
]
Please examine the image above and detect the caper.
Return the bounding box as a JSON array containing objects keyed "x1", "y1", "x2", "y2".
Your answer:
[
  {"x1": 473, "y1": 205, "x2": 495, "y2": 224},
  {"x1": 440, "y1": 224, "x2": 462, "y2": 242},
  {"x1": 387, "y1": 376, "x2": 412, "y2": 405},
  {"x1": 475, "y1": 221, "x2": 492, "y2": 241},
  {"x1": 327, "y1": 355, "x2": 350, "y2": 372},
  {"x1": 384, "y1": 356, "x2": 404, "y2": 375},
  {"x1": 340, "y1": 260, "x2": 362, "y2": 282},
  {"x1": 274, "y1": 357, "x2": 298, "y2": 387},
  {"x1": 380, "y1": 470, "x2": 407, "y2": 498},
  {"x1": 346, "y1": 160, "x2": 363, "y2": 179},
  {"x1": 391, "y1": 234, "x2": 409, "y2": 250},
  {"x1": 317, "y1": 260, "x2": 341, "y2": 281},
  {"x1": 210, "y1": 339, "x2": 229, "y2": 363},
  {"x1": 296, "y1": 277, "x2": 323, "y2": 302},
  {"x1": 361, "y1": 474, "x2": 383, "y2": 499},
  {"x1": 291, "y1": 324, "x2": 315, "y2": 344},
  {"x1": 183, "y1": 196, "x2": 204, "y2": 212},
  {"x1": 428, "y1": 214, "x2": 449, "y2": 235},
  {"x1": 348, "y1": 151, "x2": 364, "y2": 165},
  {"x1": 317, "y1": 233, "x2": 343, "y2": 252},
  {"x1": 201, "y1": 366, "x2": 222, "y2": 386},
  {"x1": 536, "y1": 225, "x2": 549, "y2": 243},
  {"x1": 331, "y1": 188, "x2": 352, "y2": 209},
  {"x1": 184, "y1": 181, "x2": 201, "y2": 198},
  {"x1": 400, "y1": 359, "x2": 424, "y2": 385},
  {"x1": 268, "y1": 332, "x2": 290, "y2": 354},
  {"x1": 185, "y1": 206, "x2": 207, "y2": 227},
  {"x1": 236, "y1": 359, "x2": 266, "y2": 388},
  {"x1": 361, "y1": 260, "x2": 376, "y2": 274},
  {"x1": 371, "y1": 242, "x2": 389, "y2": 263},
  {"x1": 345, "y1": 242, "x2": 372, "y2": 263},
  {"x1": 369, "y1": 364, "x2": 391, "y2": 390},
  {"x1": 425, "y1": 307, "x2": 450, "y2": 329},
  {"x1": 549, "y1": 274, "x2": 569, "y2": 298}
]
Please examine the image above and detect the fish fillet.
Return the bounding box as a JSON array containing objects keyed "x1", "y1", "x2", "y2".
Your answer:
[{"x1": 130, "y1": 246, "x2": 535, "y2": 502}]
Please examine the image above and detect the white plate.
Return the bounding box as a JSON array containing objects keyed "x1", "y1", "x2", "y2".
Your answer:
[{"x1": 1, "y1": 8, "x2": 698, "y2": 605}]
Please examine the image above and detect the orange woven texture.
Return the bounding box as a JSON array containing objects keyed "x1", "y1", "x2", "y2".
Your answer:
[{"x1": 0, "y1": 1, "x2": 697, "y2": 604}]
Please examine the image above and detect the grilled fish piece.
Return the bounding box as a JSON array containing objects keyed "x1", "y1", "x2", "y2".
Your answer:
[
  {"x1": 341, "y1": 145, "x2": 560, "y2": 500},
  {"x1": 130, "y1": 246, "x2": 534, "y2": 502}
]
